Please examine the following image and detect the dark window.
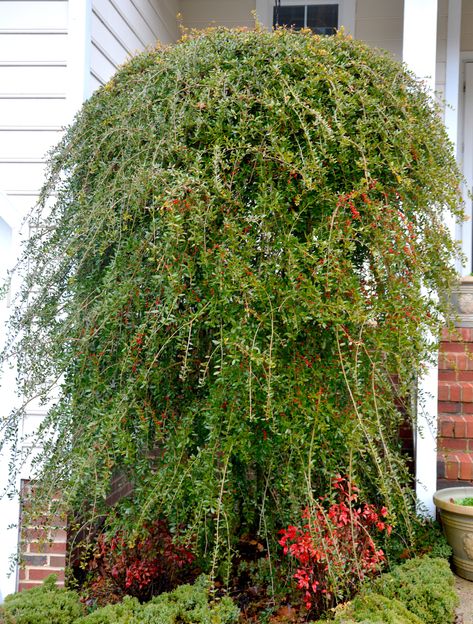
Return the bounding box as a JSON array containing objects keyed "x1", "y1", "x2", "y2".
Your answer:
[
  {"x1": 307, "y1": 4, "x2": 338, "y2": 35},
  {"x1": 274, "y1": 5, "x2": 305, "y2": 30},
  {"x1": 273, "y1": 4, "x2": 338, "y2": 34}
]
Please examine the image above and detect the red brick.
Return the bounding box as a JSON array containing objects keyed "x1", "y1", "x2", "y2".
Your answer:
[
  {"x1": 49, "y1": 516, "x2": 67, "y2": 529},
  {"x1": 29, "y1": 541, "x2": 66, "y2": 554},
  {"x1": 464, "y1": 402, "x2": 473, "y2": 414},
  {"x1": 18, "y1": 568, "x2": 26, "y2": 581},
  {"x1": 438, "y1": 354, "x2": 449, "y2": 370},
  {"x1": 439, "y1": 437, "x2": 468, "y2": 450},
  {"x1": 451, "y1": 384, "x2": 462, "y2": 401},
  {"x1": 438, "y1": 384, "x2": 450, "y2": 401},
  {"x1": 461, "y1": 328, "x2": 473, "y2": 341},
  {"x1": 439, "y1": 371, "x2": 457, "y2": 381},
  {"x1": 446, "y1": 457, "x2": 459, "y2": 479},
  {"x1": 29, "y1": 568, "x2": 64, "y2": 581},
  {"x1": 23, "y1": 529, "x2": 48, "y2": 541},
  {"x1": 441, "y1": 401, "x2": 461, "y2": 413},
  {"x1": 460, "y1": 457, "x2": 473, "y2": 480},
  {"x1": 441, "y1": 342, "x2": 467, "y2": 353},
  {"x1": 440, "y1": 418, "x2": 455, "y2": 437},
  {"x1": 49, "y1": 555, "x2": 66, "y2": 568},
  {"x1": 462, "y1": 384, "x2": 473, "y2": 402},
  {"x1": 467, "y1": 420, "x2": 473, "y2": 437},
  {"x1": 454, "y1": 417, "x2": 467, "y2": 438},
  {"x1": 441, "y1": 328, "x2": 464, "y2": 341},
  {"x1": 458, "y1": 371, "x2": 473, "y2": 381},
  {"x1": 50, "y1": 529, "x2": 67, "y2": 542}
]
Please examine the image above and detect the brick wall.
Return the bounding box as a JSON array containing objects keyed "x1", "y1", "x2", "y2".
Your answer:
[
  {"x1": 17, "y1": 481, "x2": 67, "y2": 591},
  {"x1": 437, "y1": 328, "x2": 473, "y2": 487}
]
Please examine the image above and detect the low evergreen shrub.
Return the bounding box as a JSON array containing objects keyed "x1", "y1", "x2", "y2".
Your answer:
[
  {"x1": 76, "y1": 576, "x2": 239, "y2": 624},
  {"x1": 332, "y1": 592, "x2": 423, "y2": 623},
  {"x1": 370, "y1": 556, "x2": 458, "y2": 624},
  {"x1": 0, "y1": 575, "x2": 84, "y2": 624},
  {"x1": 74, "y1": 595, "x2": 140, "y2": 623},
  {"x1": 315, "y1": 556, "x2": 458, "y2": 624}
]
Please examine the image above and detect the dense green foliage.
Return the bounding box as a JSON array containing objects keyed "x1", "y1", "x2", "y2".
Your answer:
[
  {"x1": 0, "y1": 575, "x2": 84, "y2": 624},
  {"x1": 0, "y1": 576, "x2": 238, "y2": 624},
  {"x1": 318, "y1": 556, "x2": 458, "y2": 623},
  {"x1": 76, "y1": 576, "x2": 239, "y2": 624},
  {"x1": 1, "y1": 27, "x2": 463, "y2": 583},
  {"x1": 385, "y1": 518, "x2": 452, "y2": 562},
  {"x1": 370, "y1": 556, "x2": 459, "y2": 624},
  {"x1": 329, "y1": 592, "x2": 423, "y2": 624},
  {"x1": 455, "y1": 496, "x2": 473, "y2": 506}
]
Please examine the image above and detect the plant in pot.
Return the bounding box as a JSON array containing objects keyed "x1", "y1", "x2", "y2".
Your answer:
[{"x1": 433, "y1": 487, "x2": 473, "y2": 580}]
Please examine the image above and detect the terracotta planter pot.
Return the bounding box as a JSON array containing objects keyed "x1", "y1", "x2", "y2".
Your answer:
[{"x1": 434, "y1": 487, "x2": 473, "y2": 581}]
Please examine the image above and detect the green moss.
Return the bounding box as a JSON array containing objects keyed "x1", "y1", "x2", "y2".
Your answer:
[{"x1": 1, "y1": 575, "x2": 84, "y2": 624}]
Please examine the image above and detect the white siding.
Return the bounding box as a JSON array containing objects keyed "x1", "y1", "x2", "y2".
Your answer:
[
  {"x1": 89, "y1": 0, "x2": 179, "y2": 90},
  {"x1": 461, "y1": 0, "x2": 473, "y2": 51},
  {"x1": 355, "y1": 0, "x2": 404, "y2": 59},
  {"x1": 0, "y1": 2, "x2": 71, "y2": 599},
  {"x1": 180, "y1": 0, "x2": 255, "y2": 30},
  {"x1": 436, "y1": 0, "x2": 448, "y2": 106},
  {"x1": 0, "y1": 0, "x2": 68, "y2": 209}
]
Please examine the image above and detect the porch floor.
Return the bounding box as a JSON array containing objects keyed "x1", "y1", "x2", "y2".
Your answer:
[{"x1": 455, "y1": 574, "x2": 473, "y2": 623}]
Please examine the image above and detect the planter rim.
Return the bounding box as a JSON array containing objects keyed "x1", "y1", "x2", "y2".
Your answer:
[{"x1": 433, "y1": 487, "x2": 473, "y2": 516}]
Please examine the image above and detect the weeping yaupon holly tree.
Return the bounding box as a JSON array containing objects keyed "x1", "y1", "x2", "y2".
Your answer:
[{"x1": 3, "y1": 28, "x2": 463, "y2": 571}]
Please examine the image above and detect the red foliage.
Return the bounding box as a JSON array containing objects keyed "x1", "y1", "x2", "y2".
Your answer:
[
  {"x1": 279, "y1": 477, "x2": 391, "y2": 614},
  {"x1": 87, "y1": 520, "x2": 195, "y2": 602}
]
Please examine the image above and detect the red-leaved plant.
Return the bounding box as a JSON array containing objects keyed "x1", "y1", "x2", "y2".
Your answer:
[
  {"x1": 86, "y1": 520, "x2": 195, "y2": 603},
  {"x1": 279, "y1": 476, "x2": 391, "y2": 614}
]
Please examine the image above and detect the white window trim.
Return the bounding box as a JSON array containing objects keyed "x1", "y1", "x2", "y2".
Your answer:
[
  {"x1": 255, "y1": 0, "x2": 356, "y2": 36},
  {"x1": 459, "y1": 52, "x2": 473, "y2": 275}
]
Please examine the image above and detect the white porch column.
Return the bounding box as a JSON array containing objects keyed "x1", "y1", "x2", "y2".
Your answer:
[
  {"x1": 444, "y1": 0, "x2": 463, "y2": 268},
  {"x1": 67, "y1": 0, "x2": 92, "y2": 117},
  {"x1": 0, "y1": 194, "x2": 21, "y2": 601},
  {"x1": 403, "y1": 0, "x2": 438, "y2": 518}
]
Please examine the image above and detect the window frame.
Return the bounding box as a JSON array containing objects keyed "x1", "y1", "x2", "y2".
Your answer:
[
  {"x1": 256, "y1": 0, "x2": 356, "y2": 36},
  {"x1": 273, "y1": 2, "x2": 339, "y2": 34}
]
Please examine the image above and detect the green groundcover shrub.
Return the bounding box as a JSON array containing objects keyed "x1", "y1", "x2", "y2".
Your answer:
[
  {"x1": 0, "y1": 576, "x2": 239, "y2": 624},
  {"x1": 1, "y1": 27, "x2": 464, "y2": 585},
  {"x1": 331, "y1": 593, "x2": 423, "y2": 624},
  {"x1": 318, "y1": 556, "x2": 458, "y2": 624},
  {"x1": 370, "y1": 556, "x2": 459, "y2": 624},
  {"x1": 76, "y1": 575, "x2": 239, "y2": 624},
  {"x1": 0, "y1": 575, "x2": 84, "y2": 624}
]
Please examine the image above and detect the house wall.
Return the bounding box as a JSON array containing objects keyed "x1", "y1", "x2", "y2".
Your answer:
[
  {"x1": 0, "y1": 1, "x2": 69, "y2": 215},
  {"x1": 355, "y1": 0, "x2": 403, "y2": 59},
  {"x1": 0, "y1": 2, "x2": 70, "y2": 599},
  {"x1": 461, "y1": 0, "x2": 473, "y2": 51},
  {"x1": 436, "y1": 0, "x2": 448, "y2": 105},
  {"x1": 180, "y1": 0, "x2": 255, "y2": 30},
  {"x1": 89, "y1": 0, "x2": 179, "y2": 92}
]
